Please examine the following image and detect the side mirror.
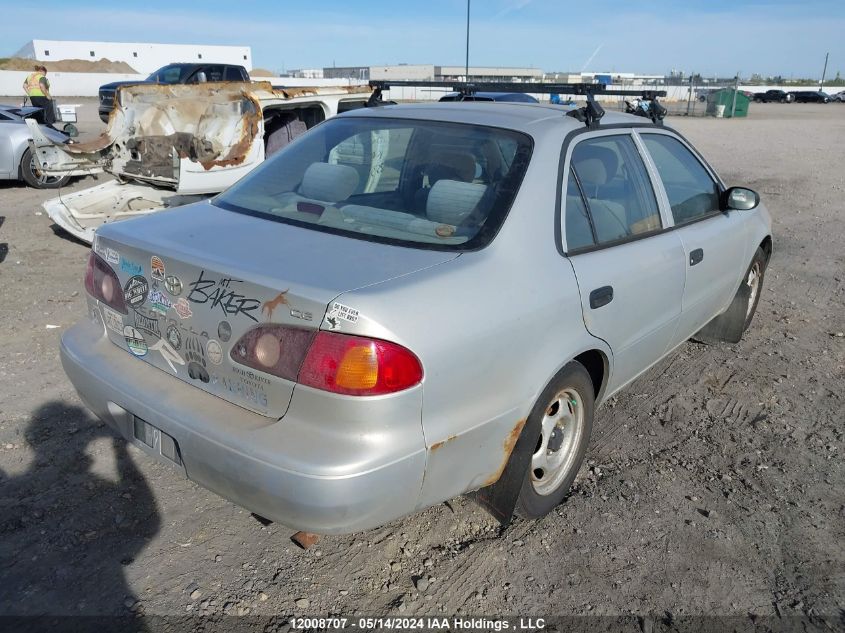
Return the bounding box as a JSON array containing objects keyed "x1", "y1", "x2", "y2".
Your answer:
[
  {"x1": 723, "y1": 186, "x2": 760, "y2": 211},
  {"x1": 195, "y1": 71, "x2": 207, "y2": 83}
]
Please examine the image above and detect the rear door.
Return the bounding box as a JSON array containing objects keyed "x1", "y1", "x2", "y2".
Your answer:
[
  {"x1": 562, "y1": 131, "x2": 686, "y2": 394},
  {"x1": 636, "y1": 130, "x2": 749, "y2": 344}
]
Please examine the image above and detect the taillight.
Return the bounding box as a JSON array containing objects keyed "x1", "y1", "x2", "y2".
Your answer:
[
  {"x1": 298, "y1": 331, "x2": 423, "y2": 396},
  {"x1": 85, "y1": 251, "x2": 128, "y2": 314},
  {"x1": 230, "y1": 326, "x2": 423, "y2": 396},
  {"x1": 230, "y1": 324, "x2": 316, "y2": 381}
]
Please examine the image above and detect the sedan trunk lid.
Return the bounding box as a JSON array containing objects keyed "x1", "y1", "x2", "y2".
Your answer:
[{"x1": 92, "y1": 201, "x2": 458, "y2": 417}]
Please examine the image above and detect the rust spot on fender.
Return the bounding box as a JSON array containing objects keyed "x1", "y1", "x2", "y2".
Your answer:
[
  {"x1": 482, "y1": 418, "x2": 527, "y2": 487},
  {"x1": 430, "y1": 435, "x2": 457, "y2": 452}
]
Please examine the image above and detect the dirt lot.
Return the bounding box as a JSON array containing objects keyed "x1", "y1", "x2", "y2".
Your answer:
[{"x1": 0, "y1": 102, "x2": 843, "y2": 631}]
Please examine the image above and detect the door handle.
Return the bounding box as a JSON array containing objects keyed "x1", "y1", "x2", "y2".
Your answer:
[
  {"x1": 589, "y1": 286, "x2": 614, "y2": 309},
  {"x1": 689, "y1": 248, "x2": 704, "y2": 266}
]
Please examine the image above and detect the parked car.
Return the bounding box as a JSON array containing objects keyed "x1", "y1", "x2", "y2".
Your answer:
[
  {"x1": 439, "y1": 91, "x2": 538, "y2": 103},
  {"x1": 0, "y1": 104, "x2": 76, "y2": 188},
  {"x1": 789, "y1": 90, "x2": 831, "y2": 103},
  {"x1": 59, "y1": 100, "x2": 772, "y2": 534},
  {"x1": 98, "y1": 63, "x2": 251, "y2": 122},
  {"x1": 28, "y1": 81, "x2": 372, "y2": 242},
  {"x1": 753, "y1": 89, "x2": 794, "y2": 103},
  {"x1": 829, "y1": 90, "x2": 845, "y2": 103}
]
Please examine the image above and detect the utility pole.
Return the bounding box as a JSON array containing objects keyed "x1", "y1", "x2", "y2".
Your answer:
[
  {"x1": 820, "y1": 52, "x2": 829, "y2": 90},
  {"x1": 465, "y1": 0, "x2": 471, "y2": 82},
  {"x1": 730, "y1": 72, "x2": 739, "y2": 118}
]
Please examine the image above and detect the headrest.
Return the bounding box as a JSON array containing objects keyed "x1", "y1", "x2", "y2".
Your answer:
[
  {"x1": 428, "y1": 151, "x2": 476, "y2": 183},
  {"x1": 300, "y1": 162, "x2": 359, "y2": 202},
  {"x1": 426, "y1": 180, "x2": 487, "y2": 225},
  {"x1": 573, "y1": 145, "x2": 618, "y2": 186}
]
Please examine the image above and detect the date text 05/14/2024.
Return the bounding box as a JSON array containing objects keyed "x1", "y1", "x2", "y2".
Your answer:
[{"x1": 289, "y1": 617, "x2": 546, "y2": 631}]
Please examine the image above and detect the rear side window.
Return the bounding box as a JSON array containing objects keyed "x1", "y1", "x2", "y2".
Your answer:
[
  {"x1": 214, "y1": 117, "x2": 533, "y2": 250},
  {"x1": 224, "y1": 66, "x2": 244, "y2": 81},
  {"x1": 565, "y1": 134, "x2": 661, "y2": 249},
  {"x1": 641, "y1": 134, "x2": 720, "y2": 224}
]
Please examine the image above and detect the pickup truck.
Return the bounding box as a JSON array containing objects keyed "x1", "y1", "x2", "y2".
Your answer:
[
  {"x1": 752, "y1": 89, "x2": 794, "y2": 103},
  {"x1": 28, "y1": 81, "x2": 372, "y2": 242},
  {"x1": 98, "y1": 63, "x2": 251, "y2": 122}
]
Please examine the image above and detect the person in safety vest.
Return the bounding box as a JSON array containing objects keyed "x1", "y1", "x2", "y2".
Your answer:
[{"x1": 23, "y1": 65, "x2": 56, "y2": 126}]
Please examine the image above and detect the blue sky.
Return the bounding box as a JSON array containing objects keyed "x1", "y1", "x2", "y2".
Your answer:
[{"x1": 3, "y1": 0, "x2": 843, "y2": 78}]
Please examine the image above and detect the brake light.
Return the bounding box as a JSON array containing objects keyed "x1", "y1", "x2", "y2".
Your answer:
[
  {"x1": 84, "y1": 252, "x2": 127, "y2": 314},
  {"x1": 298, "y1": 331, "x2": 423, "y2": 396},
  {"x1": 230, "y1": 326, "x2": 423, "y2": 396}
]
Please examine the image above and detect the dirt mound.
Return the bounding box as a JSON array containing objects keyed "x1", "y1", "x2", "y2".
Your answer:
[
  {"x1": 0, "y1": 57, "x2": 138, "y2": 74},
  {"x1": 249, "y1": 67, "x2": 277, "y2": 77}
]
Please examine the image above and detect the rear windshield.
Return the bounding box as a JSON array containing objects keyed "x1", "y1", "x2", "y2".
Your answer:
[{"x1": 214, "y1": 116, "x2": 533, "y2": 250}]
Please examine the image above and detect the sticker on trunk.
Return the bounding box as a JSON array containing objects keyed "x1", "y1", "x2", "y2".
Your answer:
[
  {"x1": 148, "y1": 288, "x2": 173, "y2": 315},
  {"x1": 95, "y1": 240, "x2": 120, "y2": 265},
  {"x1": 123, "y1": 326, "x2": 148, "y2": 357},
  {"x1": 325, "y1": 302, "x2": 360, "y2": 330},
  {"x1": 206, "y1": 339, "x2": 223, "y2": 365},
  {"x1": 165, "y1": 323, "x2": 182, "y2": 350},
  {"x1": 101, "y1": 305, "x2": 124, "y2": 335},
  {"x1": 123, "y1": 276, "x2": 149, "y2": 309},
  {"x1": 134, "y1": 310, "x2": 161, "y2": 338},
  {"x1": 148, "y1": 337, "x2": 185, "y2": 373},
  {"x1": 217, "y1": 320, "x2": 232, "y2": 342},
  {"x1": 151, "y1": 256, "x2": 166, "y2": 282},
  {"x1": 165, "y1": 275, "x2": 182, "y2": 296},
  {"x1": 174, "y1": 297, "x2": 192, "y2": 319},
  {"x1": 120, "y1": 258, "x2": 143, "y2": 276}
]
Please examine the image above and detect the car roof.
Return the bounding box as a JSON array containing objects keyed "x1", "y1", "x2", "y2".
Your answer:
[{"x1": 340, "y1": 101, "x2": 654, "y2": 136}]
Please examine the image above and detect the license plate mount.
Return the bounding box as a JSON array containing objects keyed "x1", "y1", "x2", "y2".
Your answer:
[{"x1": 133, "y1": 416, "x2": 182, "y2": 466}]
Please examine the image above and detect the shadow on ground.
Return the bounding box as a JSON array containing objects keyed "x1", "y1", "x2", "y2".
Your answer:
[{"x1": 0, "y1": 402, "x2": 160, "y2": 623}]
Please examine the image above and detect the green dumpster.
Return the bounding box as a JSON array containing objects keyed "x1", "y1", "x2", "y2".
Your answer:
[{"x1": 706, "y1": 88, "x2": 750, "y2": 118}]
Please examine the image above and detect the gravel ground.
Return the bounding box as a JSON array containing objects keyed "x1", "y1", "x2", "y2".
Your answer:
[{"x1": 0, "y1": 101, "x2": 843, "y2": 631}]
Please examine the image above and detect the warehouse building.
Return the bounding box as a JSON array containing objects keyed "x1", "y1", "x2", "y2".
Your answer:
[
  {"x1": 13, "y1": 39, "x2": 252, "y2": 75},
  {"x1": 324, "y1": 64, "x2": 543, "y2": 82}
]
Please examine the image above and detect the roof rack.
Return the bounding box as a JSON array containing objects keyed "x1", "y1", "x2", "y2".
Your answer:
[{"x1": 367, "y1": 80, "x2": 668, "y2": 128}]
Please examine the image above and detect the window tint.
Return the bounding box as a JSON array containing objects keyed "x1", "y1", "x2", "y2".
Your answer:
[
  {"x1": 150, "y1": 65, "x2": 183, "y2": 83},
  {"x1": 569, "y1": 135, "x2": 661, "y2": 246},
  {"x1": 224, "y1": 66, "x2": 244, "y2": 81},
  {"x1": 204, "y1": 66, "x2": 225, "y2": 82},
  {"x1": 564, "y1": 169, "x2": 594, "y2": 250},
  {"x1": 641, "y1": 134, "x2": 720, "y2": 224}
]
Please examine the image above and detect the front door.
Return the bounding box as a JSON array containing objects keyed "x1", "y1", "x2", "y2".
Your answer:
[{"x1": 562, "y1": 132, "x2": 686, "y2": 395}]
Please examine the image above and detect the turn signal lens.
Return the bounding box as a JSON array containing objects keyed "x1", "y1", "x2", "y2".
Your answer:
[
  {"x1": 298, "y1": 331, "x2": 423, "y2": 396},
  {"x1": 336, "y1": 343, "x2": 378, "y2": 389},
  {"x1": 84, "y1": 251, "x2": 127, "y2": 314}
]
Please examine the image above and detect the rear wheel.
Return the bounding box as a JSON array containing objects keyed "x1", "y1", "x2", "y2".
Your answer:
[
  {"x1": 515, "y1": 361, "x2": 594, "y2": 519},
  {"x1": 20, "y1": 148, "x2": 70, "y2": 189}
]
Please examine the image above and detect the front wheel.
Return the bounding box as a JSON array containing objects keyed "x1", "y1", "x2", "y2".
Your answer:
[
  {"x1": 515, "y1": 361, "x2": 594, "y2": 519},
  {"x1": 742, "y1": 246, "x2": 767, "y2": 331},
  {"x1": 20, "y1": 148, "x2": 70, "y2": 189}
]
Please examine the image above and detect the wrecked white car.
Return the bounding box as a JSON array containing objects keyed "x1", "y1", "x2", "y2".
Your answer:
[{"x1": 28, "y1": 81, "x2": 372, "y2": 243}]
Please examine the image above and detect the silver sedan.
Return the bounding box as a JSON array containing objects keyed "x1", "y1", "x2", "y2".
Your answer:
[
  {"x1": 0, "y1": 105, "x2": 72, "y2": 188},
  {"x1": 59, "y1": 101, "x2": 772, "y2": 534}
]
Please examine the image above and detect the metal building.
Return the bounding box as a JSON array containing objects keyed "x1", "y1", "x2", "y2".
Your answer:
[{"x1": 13, "y1": 39, "x2": 252, "y2": 74}]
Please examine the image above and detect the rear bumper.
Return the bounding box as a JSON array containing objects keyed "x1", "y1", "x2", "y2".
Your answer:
[{"x1": 60, "y1": 316, "x2": 427, "y2": 534}]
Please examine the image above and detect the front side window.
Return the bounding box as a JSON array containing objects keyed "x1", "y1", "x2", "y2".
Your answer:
[
  {"x1": 215, "y1": 117, "x2": 533, "y2": 250},
  {"x1": 566, "y1": 134, "x2": 661, "y2": 248},
  {"x1": 148, "y1": 65, "x2": 183, "y2": 83},
  {"x1": 641, "y1": 134, "x2": 720, "y2": 224}
]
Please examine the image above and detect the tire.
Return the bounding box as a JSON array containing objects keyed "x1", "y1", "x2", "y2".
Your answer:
[
  {"x1": 514, "y1": 361, "x2": 594, "y2": 519},
  {"x1": 741, "y1": 246, "x2": 768, "y2": 332},
  {"x1": 20, "y1": 147, "x2": 70, "y2": 189}
]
